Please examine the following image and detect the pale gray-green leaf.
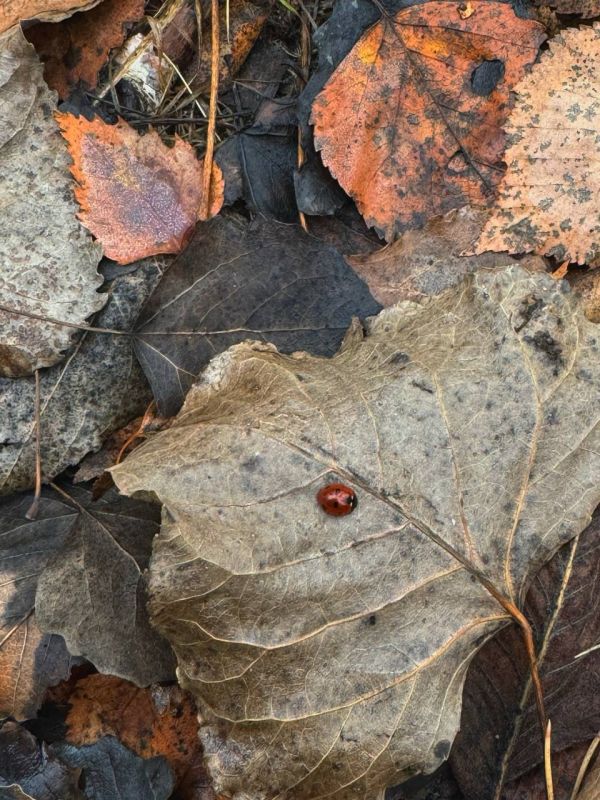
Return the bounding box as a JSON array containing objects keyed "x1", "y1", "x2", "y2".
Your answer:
[{"x1": 112, "y1": 266, "x2": 600, "y2": 800}]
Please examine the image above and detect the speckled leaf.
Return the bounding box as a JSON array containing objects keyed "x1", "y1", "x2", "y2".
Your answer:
[
  {"x1": 35, "y1": 483, "x2": 175, "y2": 686},
  {"x1": 0, "y1": 491, "x2": 76, "y2": 720},
  {"x1": 0, "y1": 0, "x2": 102, "y2": 34},
  {"x1": 133, "y1": 214, "x2": 381, "y2": 417},
  {"x1": 113, "y1": 266, "x2": 600, "y2": 800},
  {"x1": 0, "y1": 27, "x2": 104, "y2": 377},
  {"x1": 475, "y1": 25, "x2": 600, "y2": 265},
  {"x1": 0, "y1": 260, "x2": 161, "y2": 496}
]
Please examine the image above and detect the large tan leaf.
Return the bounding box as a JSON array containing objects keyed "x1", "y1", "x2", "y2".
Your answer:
[
  {"x1": 0, "y1": 27, "x2": 104, "y2": 376},
  {"x1": 112, "y1": 266, "x2": 600, "y2": 800},
  {"x1": 475, "y1": 24, "x2": 600, "y2": 265}
]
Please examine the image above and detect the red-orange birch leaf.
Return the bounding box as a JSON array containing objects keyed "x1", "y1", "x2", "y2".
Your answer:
[
  {"x1": 56, "y1": 113, "x2": 224, "y2": 264},
  {"x1": 312, "y1": 1, "x2": 545, "y2": 241}
]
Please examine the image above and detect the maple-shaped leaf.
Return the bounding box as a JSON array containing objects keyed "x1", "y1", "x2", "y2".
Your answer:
[
  {"x1": 113, "y1": 266, "x2": 600, "y2": 799},
  {"x1": 0, "y1": 0, "x2": 102, "y2": 34},
  {"x1": 26, "y1": 0, "x2": 145, "y2": 100},
  {"x1": 0, "y1": 27, "x2": 104, "y2": 376},
  {"x1": 311, "y1": 1, "x2": 545, "y2": 241},
  {"x1": 57, "y1": 114, "x2": 224, "y2": 264},
  {"x1": 475, "y1": 24, "x2": 600, "y2": 265}
]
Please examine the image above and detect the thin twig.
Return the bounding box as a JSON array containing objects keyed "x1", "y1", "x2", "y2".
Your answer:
[
  {"x1": 25, "y1": 370, "x2": 42, "y2": 520},
  {"x1": 570, "y1": 736, "x2": 600, "y2": 800},
  {"x1": 297, "y1": 0, "x2": 311, "y2": 232},
  {"x1": 200, "y1": 0, "x2": 220, "y2": 220},
  {"x1": 544, "y1": 720, "x2": 554, "y2": 800}
]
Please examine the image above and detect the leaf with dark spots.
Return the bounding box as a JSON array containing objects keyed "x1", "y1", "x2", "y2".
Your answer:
[
  {"x1": 311, "y1": 1, "x2": 545, "y2": 241},
  {"x1": 0, "y1": 491, "x2": 77, "y2": 720},
  {"x1": 132, "y1": 213, "x2": 381, "y2": 417},
  {"x1": 0, "y1": 722, "x2": 82, "y2": 800},
  {"x1": 113, "y1": 266, "x2": 600, "y2": 799},
  {"x1": 34, "y1": 483, "x2": 175, "y2": 687},
  {"x1": 0, "y1": 27, "x2": 104, "y2": 377},
  {"x1": 0, "y1": 260, "x2": 161, "y2": 496},
  {"x1": 50, "y1": 736, "x2": 174, "y2": 800},
  {"x1": 347, "y1": 206, "x2": 546, "y2": 307},
  {"x1": 451, "y1": 508, "x2": 600, "y2": 800},
  {"x1": 475, "y1": 25, "x2": 600, "y2": 265}
]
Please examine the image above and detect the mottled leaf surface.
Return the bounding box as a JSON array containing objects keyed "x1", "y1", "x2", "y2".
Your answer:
[
  {"x1": 51, "y1": 736, "x2": 174, "y2": 800},
  {"x1": 35, "y1": 484, "x2": 175, "y2": 686},
  {"x1": 0, "y1": 492, "x2": 76, "y2": 719},
  {"x1": 347, "y1": 207, "x2": 546, "y2": 307},
  {"x1": 0, "y1": 722, "x2": 82, "y2": 800},
  {"x1": 312, "y1": 2, "x2": 545, "y2": 240},
  {"x1": 0, "y1": 27, "x2": 104, "y2": 376},
  {"x1": 451, "y1": 509, "x2": 600, "y2": 799},
  {"x1": 476, "y1": 25, "x2": 600, "y2": 265},
  {"x1": 113, "y1": 266, "x2": 600, "y2": 799},
  {"x1": 133, "y1": 214, "x2": 381, "y2": 416},
  {"x1": 0, "y1": 261, "x2": 160, "y2": 496},
  {"x1": 0, "y1": 0, "x2": 102, "y2": 34}
]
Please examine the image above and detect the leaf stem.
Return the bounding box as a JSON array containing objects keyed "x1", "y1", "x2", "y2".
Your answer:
[{"x1": 200, "y1": 0, "x2": 220, "y2": 220}]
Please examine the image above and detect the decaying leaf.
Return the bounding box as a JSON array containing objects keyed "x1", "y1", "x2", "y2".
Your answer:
[
  {"x1": 536, "y1": 0, "x2": 600, "y2": 18},
  {"x1": 62, "y1": 675, "x2": 211, "y2": 798},
  {"x1": 50, "y1": 736, "x2": 174, "y2": 800},
  {"x1": 475, "y1": 25, "x2": 600, "y2": 265},
  {"x1": 0, "y1": 0, "x2": 102, "y2": 34},
  {"x1": 56, "y1": 113, "x2": 224, "y2": 264},
  {"x1": 347, "y1": 207, "x2": 546, "y2": 306},
  {"x1": 0, "y1": 722, "x2": 82, "y2": 800},
  {"x1": 35, "y1": 484, "x2": 175, "y2": 686},
  {"x1": 0, "y1": 260, "x2": 160, "y2": 496},
  {"x1": 26, "y1": 0, "x2": 145, "y2": 99},
  {"x1": 133, "y1": 214, "x2": 381, "y2": 416},
  {"x1": 312, "y1": 1, "x2": 545, "y2": 241},
  {"x1": 569, "y1": 268, "x2": 600, "y2": 324},
  {"x1": 0, "y1": 491, "x2": 76, "y2": 719},
  {"x1": 113, "y1": 266, "x2": 600, "y2": 799},
  {"x1": 0, "y1": 27, "x2": 104, "y2": 377},
  {"x1": 451, "y1": 509, "x2": 600, "y2": 799}
]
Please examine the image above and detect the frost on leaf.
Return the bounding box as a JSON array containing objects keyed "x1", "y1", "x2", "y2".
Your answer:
[
  {"x1": 57, "y1": 113, "x2": 224, "y2": 264},
  {"x1": 113, "y1": 266, "x2": 600, "y2": 800},
  {"x1": 475, "y1": 25, "x2": 600, "y2": 265},
  {"x1": 311, "y1": 1, "x2": 545, "y2": 241},
  {"x1": 0, "y1": 27, "x2": 104, "y2": 376}
]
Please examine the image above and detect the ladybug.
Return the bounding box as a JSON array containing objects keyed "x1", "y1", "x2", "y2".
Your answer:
[{"x1": 316, "y1": 483, "x2": 357, "y2": 516}]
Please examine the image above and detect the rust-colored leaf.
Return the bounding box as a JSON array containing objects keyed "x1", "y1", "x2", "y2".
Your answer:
[
  {"x1": 0, "y1": 0, "x2": 102, "y2": 34},
  {"x1": 26, "y1": 0, "x2": 145, "y2": 99},
  {"x1": 63, "y1": 674, "x2": 211, "y2": 799},
  {"x1": 312, "y1": 1, "x2": 545, "y2": 241},
  {"x1": 56, "y1": 113, "x2": 224, "y2": 264},
  {"x1": 475, "y1": 24, "x2": 600, "y2": 265}
]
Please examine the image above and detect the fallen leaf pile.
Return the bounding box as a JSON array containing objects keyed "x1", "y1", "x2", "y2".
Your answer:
[{"x1": 0, "y1": 0, "x2": 599, "y2": 799}]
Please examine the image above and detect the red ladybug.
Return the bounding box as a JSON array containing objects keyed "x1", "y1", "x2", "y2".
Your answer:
[{"x1": 316, "y1": 483, "x2": 357, "y2": 516}]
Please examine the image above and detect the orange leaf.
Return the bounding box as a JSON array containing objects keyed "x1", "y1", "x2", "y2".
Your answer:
[
  {"x1": 0, "y1": 0, "x2": 102, "y2": 33},
  {"x1": 312, "y1": 1, "x2": 545, "y2": 241},
  {"x1": 26, "y1": 0, "x2": 145, "y2": 100},
  {"x1": 56, "y1": 113, "x2": 224, "y2": 264},
  {"x1": 63, "y1": 674, "x2": 210, "y2": 797}
]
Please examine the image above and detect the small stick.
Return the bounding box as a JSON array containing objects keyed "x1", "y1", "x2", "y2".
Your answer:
[
  {"x1": 200, "y1": 0, "x2": 220, "y2": 220},
  {"x1": 26, "y1": 370, "x2": 42, "y2": 520},
  {"x1": 297, "y1": 0, "x2": 311, "y2": 232},
  {"x1": 544, "y1": 720, "x2": 554, "y2": 800}
]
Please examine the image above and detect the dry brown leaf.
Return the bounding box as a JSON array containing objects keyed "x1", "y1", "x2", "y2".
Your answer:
[
  {"x1": 0, "y1": 27, "x2": 104, "y2": 377},
  {"x1": 26, "y1": 0, "x2": 145, "y2": 99},
  {"x1": 569, "y1": 269, "x2": 600, "y2": 323},
  {"x1": 536, "y1": 0, "x2": 600, "y2": 18},
  {"x1": 312, "y1": 1, "x2": 545, "y2": 241},
  {"x1": 475, "y1": 25, "x2": 600, "y2": 265},
  {"x1": 347, "y1": 207, "x2": 546, "y2": 306},
  {"x1": 113, "y1": 266, "x2": 600, "y2": 800},
  {"x1": 56, "y1": 113, "x2": 224, "y2": 264},
  {"x1": 0, "y1": 0, "x2": 102, "y2": 33},
  {"x1": 62, "y1": 674, "x2": 211, "y2": 798}
]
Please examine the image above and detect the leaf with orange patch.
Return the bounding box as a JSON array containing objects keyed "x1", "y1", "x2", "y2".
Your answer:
[
  {"x1": 0, "y1": 0, "x2": 102, "y2": 33},
  {"x1": 63, "y1": 674, "x2": 211, "y2": 799},
  {"x1": 56, "y1": 113, "x2": 224, "y2": 265},
  {"x1": 26, "y1": 0, "x2": 145, "y2": 100},
  {"x1": 311, "y1": 1, "x2": 545, "y2": 241}
]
